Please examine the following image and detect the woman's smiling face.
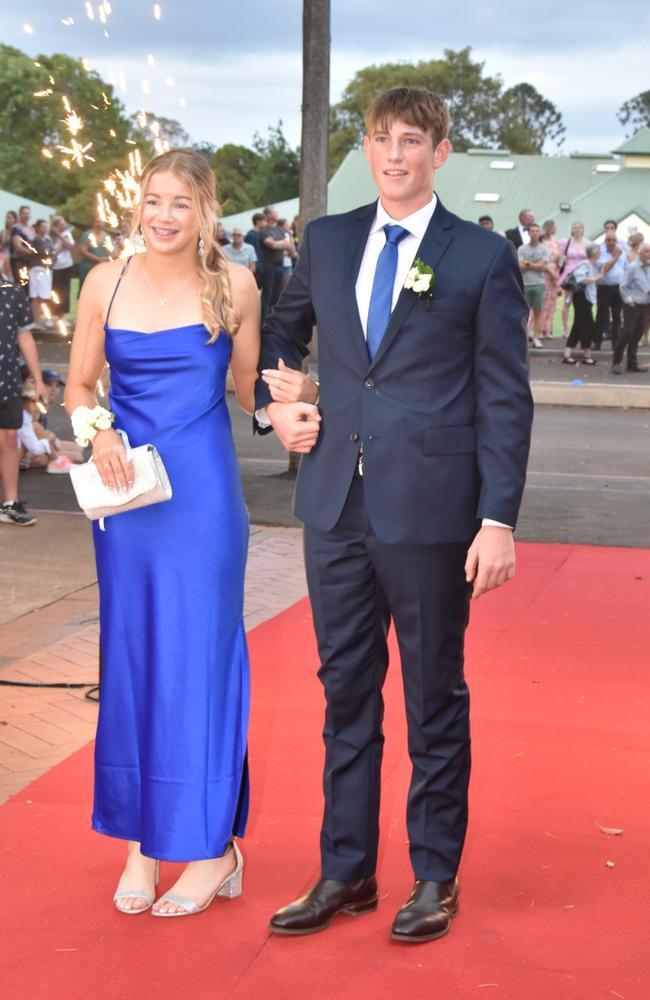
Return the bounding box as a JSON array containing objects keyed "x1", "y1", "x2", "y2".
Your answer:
[{"x1": 140, "y1": 171, "x2": 200, "y2": 255}]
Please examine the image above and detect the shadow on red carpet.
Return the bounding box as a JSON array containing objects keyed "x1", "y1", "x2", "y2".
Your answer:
[{"x1": 1, "y1": 543, "x2": 648, "y2": 999}]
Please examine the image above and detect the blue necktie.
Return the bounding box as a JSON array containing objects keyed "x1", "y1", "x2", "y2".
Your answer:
[{"x1": 366, "y1": 224, "x2": 410, "y2": 360}]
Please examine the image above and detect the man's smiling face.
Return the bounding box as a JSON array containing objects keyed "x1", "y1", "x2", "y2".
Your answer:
[{"x1": 363, "y1": 118, "x2": 450, "y2": 217}]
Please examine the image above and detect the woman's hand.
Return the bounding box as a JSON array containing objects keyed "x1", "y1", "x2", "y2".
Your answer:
[
  {"x1": 92, "y1": 428, "x2": 134, "y2": 492},
  {"x1": 262, "y1": 358, "x2": 319, "y2": 405}
]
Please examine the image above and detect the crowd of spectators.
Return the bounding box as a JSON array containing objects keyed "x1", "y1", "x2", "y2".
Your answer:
[
  {"x1": 0, "y1": 204, "x2": 121, "y2": 329},
  {"x1": 492, "y1": 208, "x2": 650, "y2": 371},
  {"x1": 2, "y1": 195, "x2": 649, "y2": 528}
]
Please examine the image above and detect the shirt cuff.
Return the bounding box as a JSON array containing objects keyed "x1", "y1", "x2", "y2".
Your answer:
[
  {"x1": 482, "y1": 518, "x2": 514, "y2": 529},
  {"x1": 255, "y1": 407, "x2": 271, "y2": 429}
]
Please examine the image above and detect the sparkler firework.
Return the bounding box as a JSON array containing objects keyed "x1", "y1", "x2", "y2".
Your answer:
[{"x1": 27, "y1": 0, "x2": 186, "y2": 288}]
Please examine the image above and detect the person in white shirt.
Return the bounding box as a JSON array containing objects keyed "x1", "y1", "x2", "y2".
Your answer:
[
  {"x1": 505, "y1": 209, "x2": 535, "y2": 248},
  {"x1": 51, "y1": 216, "x2": 76, "y2": 316},
  {"x1": 18, "y1": 387, "x2": 71, "y2": 473},
  {"x1": 222, "y1": 228, "x2": 256, "y2": 273}
]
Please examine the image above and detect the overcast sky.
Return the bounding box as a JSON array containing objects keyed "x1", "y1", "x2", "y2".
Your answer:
[{"x1": 4, "y1": 1, "x2": 649, "y2": 155}]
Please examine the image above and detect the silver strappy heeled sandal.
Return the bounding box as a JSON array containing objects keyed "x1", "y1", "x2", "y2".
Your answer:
[
  {"x1": 152, "y1": 841, "x2": 243, "y2": 917},
  {"x1": 113, "y1": 859, "x2": 160, "y2": 915}
]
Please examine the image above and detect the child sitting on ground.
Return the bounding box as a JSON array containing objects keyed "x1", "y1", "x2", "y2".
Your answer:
[{"x1": 18, "y1": 386, "x2": 70, "y2": 473}]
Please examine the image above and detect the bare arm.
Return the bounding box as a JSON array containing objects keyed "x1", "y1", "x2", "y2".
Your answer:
[
  {"x1": 262, "y1": 235, "x2": 292, "y2": 251},
  {"x1": 16, "y1": 329, "x2": 46, "y2": 401},
  {"x1": 78, "y1": 242, "x2": 105, "y2": 264},
  {"x1": 228, "y1": 263, "x2": 261, "y2": 415},
  {"x1": 64, "y1": 264, "x2": 110, "y2": 414},
  {"x1": 12, "y1": 232, "x2": 32, "y2": 255},
  {"x1": 601, "y1": 246, "x2": 622, "y2": 274},
  {"x1": 64, "y1": 261, "x2": 133, "y2": 491}
]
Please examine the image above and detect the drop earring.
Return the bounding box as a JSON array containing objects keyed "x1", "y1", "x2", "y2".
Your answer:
[{"x1": 198, "y1": 232, "x2": 206, "y2": 257}]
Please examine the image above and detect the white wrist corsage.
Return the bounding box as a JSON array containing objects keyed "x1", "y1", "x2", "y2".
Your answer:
[{"x1": 71, "y1": 405, "x2": 115, "y2": 447}]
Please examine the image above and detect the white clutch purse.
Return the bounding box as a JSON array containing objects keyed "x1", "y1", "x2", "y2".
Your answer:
[{"x1": 69, "y1": 432, "x2": 172, "y2": 524}]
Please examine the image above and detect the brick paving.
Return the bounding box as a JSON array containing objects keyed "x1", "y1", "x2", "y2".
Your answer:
[{"x1": 0, "y1": 525, "x2": 306, "y2": 805}]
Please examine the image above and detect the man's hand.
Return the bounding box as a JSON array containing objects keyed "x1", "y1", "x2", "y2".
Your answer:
[
  {"x1": 267, "y1": 401, "x2": 321, "y2": 454},
  {"x1": 464, "y1": 525, "x2": 516, "y2": 599}
]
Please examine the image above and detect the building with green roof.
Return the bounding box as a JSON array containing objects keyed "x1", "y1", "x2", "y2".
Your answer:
[
  {"x1": 0, "y1": 189, "x2": 55, "y2": 224},
  {"x1": 221, "y1": 127, "x2": 650, "y2": 245}
]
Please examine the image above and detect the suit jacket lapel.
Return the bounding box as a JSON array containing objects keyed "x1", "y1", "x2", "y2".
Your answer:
[
  {"x1": 367, "y1": 199, "x2": 456, "y2": 372},
  {"x1": 343, "y1": 202, "x2": 377, "y2": 369}
]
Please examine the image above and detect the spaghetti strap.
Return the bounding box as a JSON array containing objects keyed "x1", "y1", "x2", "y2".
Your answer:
[{"x1": 104, "y1": 255, "x2": 133, "y2": 327}]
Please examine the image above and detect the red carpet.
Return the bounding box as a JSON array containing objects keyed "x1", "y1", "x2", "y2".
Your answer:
[{"x1": 1, "y1": 543, "x2": 649, "y2": 1000}]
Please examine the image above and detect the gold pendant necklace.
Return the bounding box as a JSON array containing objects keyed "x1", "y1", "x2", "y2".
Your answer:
[{"x1": 141, "y1": 261, "x2": 196, "y2": 307}]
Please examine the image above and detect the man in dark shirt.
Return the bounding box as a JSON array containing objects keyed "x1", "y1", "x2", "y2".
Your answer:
[
  {"x1": 0, "y1": 282, "x2": 46, "y2": 525},
  {"x1": 260, "y1": 205, "x2": 291, "y2": 320},
  {"x1": 245, "y1": 213, "x2": 265, "y2": 289},
  {"x1": 10, "y1": 205, "x2": 36, "y2": 287}
]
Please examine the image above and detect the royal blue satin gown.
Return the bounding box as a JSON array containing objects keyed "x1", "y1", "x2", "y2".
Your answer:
[{"x1": 92, "y1": 307, "x2": 250, "y2": 862}]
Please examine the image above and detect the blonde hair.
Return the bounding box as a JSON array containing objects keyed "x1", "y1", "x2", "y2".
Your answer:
[{"x1": 132, "y1": 150, "x2": 236, "y2": 341}]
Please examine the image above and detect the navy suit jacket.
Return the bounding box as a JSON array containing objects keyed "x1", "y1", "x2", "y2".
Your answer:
[{"x1": 255, "y1": 199, "x2": 534, "y2": 545}]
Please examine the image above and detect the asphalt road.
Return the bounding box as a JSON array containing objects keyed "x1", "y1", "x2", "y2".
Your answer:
[{"x1": 18, "y1": 398, "x2": 650, "y2": 548}]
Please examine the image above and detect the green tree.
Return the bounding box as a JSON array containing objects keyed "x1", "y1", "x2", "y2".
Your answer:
[
  {"x1": 497, "y1": 83, "x2": 565, "y2": 154},
  {"x1": 211, "y1": 143, "x2": 262, "y2": 215},
  {"x1": 0, "y1": 45, "x2": 134, "y2": 218},
  {"x1": 329, "y1": 49, "x2": 502, "y2": 172},
  {"x1": 247, "y1": 122, "x2": 300, "y2": 205},
  {"x1": 617, "y1": 90, "x2": 650, "y2": 134},
  {"x1": 129, "y1": 111, "x2": 191, "y2": 149},
  {"x1": 192, "y1": 141, "x2": 217, "y2": 161},
  {"x1": 328, "y1": 48, "x2": 565, "y2": 173}
]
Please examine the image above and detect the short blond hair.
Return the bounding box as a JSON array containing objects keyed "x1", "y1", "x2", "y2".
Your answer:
[{"x1": 365, "y1": 87, "x2": 450, "y2": 148}]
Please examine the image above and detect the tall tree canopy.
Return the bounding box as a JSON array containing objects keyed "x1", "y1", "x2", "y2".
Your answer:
[
  {"x1": 497, "y1": 83, "x2": 566, "y2": 154},
  {"x1": 211, "y1": 143, "x2": 263, "y2": 215},
  {"x1": 130, "y1": 112, "x2": 191, "y2": 150},
  {"x1": 210, "y1": 124, "x2": 300, "y2": 215},
  {"x1": 328, "y1": 48, "x2": 565, "y2": 173},
  {"x1": 246, "y1": 123, "x2": 301, "y2": 207},
  {"x1": 0, "y1": 45, "x2": 300, "y2": 222},
  {"x1": 0, "y1": 44, "x2": 137, "y2": 220},
  {"x1": 617, "y1": 90, "x2": 650, "y2": 134}
]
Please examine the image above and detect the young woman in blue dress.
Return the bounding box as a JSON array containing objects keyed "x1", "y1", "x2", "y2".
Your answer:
[{"x1": 65, "y1": 151, "x2": 267, "y2": 917}]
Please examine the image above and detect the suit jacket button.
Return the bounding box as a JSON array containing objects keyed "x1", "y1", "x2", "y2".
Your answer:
[
  {"x1": 350, "y1": 432, "x2": 359, "y2": 442},
  {"x1": 364, "y1": 378, "x2": 374, "y2": 389}
]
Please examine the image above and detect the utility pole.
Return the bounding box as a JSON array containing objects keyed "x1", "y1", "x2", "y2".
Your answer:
[
  {"x1": 299, "y1": 0, "x2": 331, "y2": 236},
  {"x1": 289, "y1": 0, "x2": 330, "y2": 473}
]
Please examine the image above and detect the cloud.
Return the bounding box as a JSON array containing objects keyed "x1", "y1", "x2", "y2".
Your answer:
[{"x1": 4, "y1": 0, "x2": 648, "y2": 150}]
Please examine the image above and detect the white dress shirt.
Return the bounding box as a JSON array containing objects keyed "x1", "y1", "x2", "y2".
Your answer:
[
  {"x1": 518, "y1": 224, "x2": 530, "y2": 246},
  {"x1": 18, "y1": 410, "x2": 51, "y2": 456},
  {"x1": 355, "y1": 195, "x2": 438, "y2": 332}
]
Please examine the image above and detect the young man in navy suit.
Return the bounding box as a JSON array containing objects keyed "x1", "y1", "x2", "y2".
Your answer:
[{"x1": 255, "y1": 88, "x2": 533, "y2": 943}]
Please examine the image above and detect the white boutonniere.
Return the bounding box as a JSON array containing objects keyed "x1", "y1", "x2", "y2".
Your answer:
[{"x1": 404, "y1": 258, "x2": 436, "y2": 297}]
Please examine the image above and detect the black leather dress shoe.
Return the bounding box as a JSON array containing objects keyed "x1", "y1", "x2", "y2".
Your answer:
[
  {"x1": 627, "y1": 364, "x2": 648, "y2": 372},
  {"x1": 269, "y1": 876, "x2": 378, "y2": 936},
  {"x1": 391, "y1": 878, "x2": 459, "y2": 943}
]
